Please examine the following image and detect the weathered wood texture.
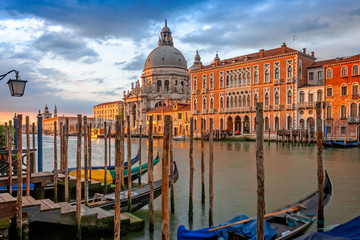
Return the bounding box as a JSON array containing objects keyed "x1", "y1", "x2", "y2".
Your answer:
[
  {"x1": 76, "y1": 115, "x2": 82, "y2": 239},
  {"x1": 17, "y1": 114, "x2": 23, "y2": 239},
  {"x1": 316, "y1": 102, "x2": 324, "y2": 231},
  {"x1": 8, "y1": 120, "x2": 12, "y2": 194},
  {"x1": 53, "y1": 121, "x2": 58, "y2": 202},
  {"x1": 104, "y1": 122, "x2": 108, "y2": 194},
  {"x1": 169, "y1": 119, "x2": 175, "y2": 213},
  {"x1": 161, "y1": 115, "x2": 170, "y2": 240},
  {"x1": 189, "y1": 117, "x2": 194, "y2": 221},
  {"x1": 114, "y1": 116, "x2": 121, "y2": 240},
  {"x1": 256, "y1": 103, "x2": 265, "y2": 240},
  {"x1": 88, "y1": 123, "x2": 92, "y2": 181},
  {"x1": 138, "y1": 125, "x2": 142, "y2": 185},
  {"x1": 60, "y1": 122, "x2": 64, "y2": 174},
  {"x1": 209, "y1": 118, "x2": 214, "y2": 227},
  {"x1": 201, "y1": 118, "x2": 205, "y2": 204},
  {"x1": 127, "y1": 116, "x2": 132, "y2": 212},
  {"x1": 84, "y1": 116, "x2": 88, "y2": 205},
  {"x1": 148, "y1": 115, "x2": 154, "y2": 232},
  {"x1": 64, "y1": 118, "x2": 69, "y2": 202}
]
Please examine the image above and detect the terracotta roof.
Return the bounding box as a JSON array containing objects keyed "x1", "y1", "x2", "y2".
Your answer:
[
  {"x1": 94, "y1": 101, "x2": 123, "y2": 107},
  {"x1": 323, "y1": 54, "x2": 360, "y2": 67},
  {"x1": 146, "y1": 103, "x2": 190, "y2": 114},
  {"x1": 198, "y1": 45, "x2": 299, "y2": 70},
  {"x1": 308, "y1": 58, "x2": 338, "y2": 68}
]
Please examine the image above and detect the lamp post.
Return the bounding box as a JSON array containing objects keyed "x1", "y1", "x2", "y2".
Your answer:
[{"x1": 0, "y1": 70, "x2": 27, "y2": 97}]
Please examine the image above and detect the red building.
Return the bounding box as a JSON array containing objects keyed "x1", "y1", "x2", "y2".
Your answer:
[
  {"x1": 189, "y1": 43, "x2": 316, "y2": 136},
  {"x1": 324, "y1": 54, "x2": 360, "y2": 141}
]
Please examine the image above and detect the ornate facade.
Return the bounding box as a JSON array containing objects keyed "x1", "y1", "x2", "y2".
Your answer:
[{"x1": 123, "y1": 20, "x2": 190, "y2": 132}]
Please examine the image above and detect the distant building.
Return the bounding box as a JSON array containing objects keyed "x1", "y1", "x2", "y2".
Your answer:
[
  {"x1": 43, "y1": 116, "x2": 94, "y2": 135},
  {"x1": 123, "y1": 20, "x2": 190, "y2": 133},
  {"x1": 146, "y1": 101, "x2": 190, "y2": 136},
  {"x1": 42, "y1": 104, "x2": 52, "y2": 119},
  {"x1": 324, "y1": 54, "x2": 360, "y2": 140},
  {"x1": 93, "y1": 100, "x2": 123, "y2": 128}
]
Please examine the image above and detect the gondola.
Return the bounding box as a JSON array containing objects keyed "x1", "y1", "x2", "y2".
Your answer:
[
  {"x1": 81, "y1": 161, "x2": 179, "y2": 213},
  {"x1": 323, "y1": 141, "x2": 359, "y2": 148},
  {"x1": 177, "y1": 170, "x2": 333, "y2": 240}
]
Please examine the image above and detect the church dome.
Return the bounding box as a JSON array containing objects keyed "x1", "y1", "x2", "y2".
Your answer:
[
  {"x1": 143, "y1": 20, "x2": 187, "y2": 71},
  {"x1": 144, "y1": 46, "x2": 187, "y2": 70}
]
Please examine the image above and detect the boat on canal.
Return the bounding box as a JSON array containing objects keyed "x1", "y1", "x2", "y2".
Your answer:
[
  {"x1": 177, "y1": 170, "x2": 333, "y2": 240},
  {"x1": 323, "y1": 141, "x2": 359, "y2": 148}
]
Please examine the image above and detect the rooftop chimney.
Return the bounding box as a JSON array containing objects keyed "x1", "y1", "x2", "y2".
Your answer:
[
  {"x1": 303, "y1": 48, "x2": 306, "y2": 54},
  {"x1": 281, "y1": 42, "x2": 287, "y2": 54},
  {"x1": 259, "y1": 49, "x2": 264, "y2": 58},
  {"x1": 311, "y1": 51, "x2": 314, "y2": 57}
]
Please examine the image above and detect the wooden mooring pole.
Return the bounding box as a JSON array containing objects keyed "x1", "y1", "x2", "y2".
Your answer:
[
  {"x1": 8, "y1": 120, "x2": 12, "y2": 195},
  {"x1": 148, "y1": 116, "x2": 154, "y2": 232},
  {"x1": 109, "y1": 124, "x2": 111, "y2": 166},
  {"x1": 316, "y1": 102, "x2": 324, "y2": 232},
  {"x1": 76, "y1": 115, "x2": 82, "y2": 239},
  {"x1": 5, "y1": 122, "x2": 8, "y2": 149},
  {"x1": 189, "y1": 116, "x2": 194, "y2": 222},
  {"x1": 16, "y1": 114, "x2": 23, "y2": 239},
  {"x1": 127, "y1": 116, "x2": 132, "y2": 212},
  {"x1": 32, "y1": 122, "x2": 36, "y2": 172},
  {"x1": 256, "y1": 103, "x2": 265, "y2": 240},
  {"x1": 162, "y1": 115, "x2": 170, "y2": 240},
  {"x1": 88, "y1": 123, "x2": 92, "y2": 181},
  {"x1": 84, "y1": 116, "x2": 88, "y2": 205},
  {"x1": 120, "y1": 119, "x2": 125, "y2": 190},
  {"x1": 25, "y1": 117, "x2": 30, "y2": 196},
  {"x1": 53, "y1": 121, "x2": 58, "y2": 202},
  {"x1": 169, "y1": 118, "x2": 175, "y2": 213},
  {"x1": 60, "y1": 122, "x2": 64, "y2": 174},
  {"x1": 209, "y1": 118, "x2": 214, "y2": 228},
  {"x1": 104, "y1": 122, "x2": 108, "y2": 194},
  {"x1": 138, "y1": 125, "x2": 142, "y2": 185},
  {"x1": 201, "y1": 118, "x2": 205, "y2": 204},
  {"x1": 114, "y1": 116, "x2": 121, "y2": 240},
  {"x1": 64, "y1": 118, "x2": 69, "y2": 202}
]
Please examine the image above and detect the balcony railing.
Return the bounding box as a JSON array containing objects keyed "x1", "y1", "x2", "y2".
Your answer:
[
  {"x1": 202, "y1": 109, "x2": 208, "y2": 114},
  {"x1": 352, "y1": 94, "x2": 359, "y2": 99},
  {"x1": 201, "y1": 88, "x2": 209, "y2": 94},
  {"x1": 191, "y1": 110, "x2": 199, "y2": 115},
  {"x1": 191, "y1": 89, "x2": 200, "y2": 95},
  {"x1": 274, "y1": 79, "x2": 279, "y2": 85},
  {"x1": 297, "y1": 102, "x2": 306, "y2": 108},
  {"x1": 286, "y1": 104, "x2": 295, "y2": 110},
  {"x1": 219, "y1": 108, "x2": 224, "y2": 113},
  {"x1": 348, "y1": 117, "x2": 360, "y2": 124},
  {"x1": 264, "y1": 105, "x2": 270, "y2": 111},
  {"x1": 274, "y1": 105, "x2": 280, "y2": 110},
  {"x1": 286, "y1": 77, "x2": 296, "y2": 84},
  {"x1": 306, "y1": 102, "x2": 316, "y2": 108}
]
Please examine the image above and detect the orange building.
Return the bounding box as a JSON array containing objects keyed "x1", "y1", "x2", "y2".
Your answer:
[
  {"x1": 189, "y1": 43, "x2": 316, "y2": 135},
  {"x1": 146, "y1": 102, "x2": 190, "y2": 136},
  {"x1": 93, "y1": 101, "x2": 123, "y2": 121},
  {"x1": 324, "y1": 54, "x2": 360, "y2": 140},
  {"x1": 43, "y1": 116, "x2": 94, "y2": 135}
]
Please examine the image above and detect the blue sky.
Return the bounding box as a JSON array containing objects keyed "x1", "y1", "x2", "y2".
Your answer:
[{"x1": 1, "y1": 0, "x2": 360, "y2": 123}]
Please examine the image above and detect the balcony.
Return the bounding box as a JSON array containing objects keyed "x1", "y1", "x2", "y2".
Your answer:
[
  {"x1": 306, "y1": 102, "x2": 316, "y2": 108},
  {"x1": 264, "y1": 105, "x2": 270, "y2": 111},
  {"x1": 286, "y1": 77, "x2": 296, "y2": 84},
  {"x1": 219, "y1": 108, "x2": 224, "y2": 113},
  {"x1": 191, "y1": 110, "x2": 199, "y2": 115},
  {"x1": 201, "y1": 88, "x2": 209, "y2": 94},
  {"x1": 274, "y1": 79, "x2": 279, "y2": 85},
  {"x1": 286, "y1": 104, "x2": 295, "y2": 110},
  {"x1": 348, "y1": 117, "x2": 360, "y2": 124},
  {"x1": 202, "y1": 109, "x2": 208, "y2": 114},
  {"x1": 208, "y1": 109, "x2": 216, "y2": 114},
  {"x1": 274, "y1": 105, "x2": 280, "y2": 111},
  {"x1": 191, "y1": 89, "x2": 200, "y2": 95},
  {"x1": 297, "y1": 102, "x2": 306, "y2": 109},
  {"x1": 352, "y1": 94, "x2": 359, "y2": 99}
]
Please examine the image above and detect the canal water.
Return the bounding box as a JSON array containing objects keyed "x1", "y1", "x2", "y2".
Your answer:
[{"x1": 28, "y1": 135, "x2": 360, "y2": 239}]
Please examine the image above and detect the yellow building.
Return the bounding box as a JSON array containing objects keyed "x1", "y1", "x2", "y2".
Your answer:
[
  {"x1": 43, "y1": 116, "x2": 94, "y2": 135},
  {"x1": 146, "y1": 102, "x2": 190, "y2": 136},
  {"x1": 93, "y1": 101, "x2": 123, "y2": 121}
]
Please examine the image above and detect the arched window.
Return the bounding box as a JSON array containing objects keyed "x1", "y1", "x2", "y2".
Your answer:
[
  {"x1": 287, "y1": 116, "x2": 292, "y2": 130},
  {"x1": 238, "y1": 95, "x2": 242, "y2": 107},
  {"x1": 274, "y1": 116, "x2": 279, "y2": 130},
  {"x1": 230, "y1": 96, "x2": 233, "y2": 108},
  {"x1": 341, "y1": 84, "x2": 348, "y2": 96},
  {"x1": 157, "y1": 80, "x2": 162, "y2": 92},
  {"x1": 308, "y1": 92, "x2": 314, "y2": 102},
  {"x1": 265, "y1": 92, "x2": 269, "y2": 106},
  {"x1": 220, "y1": 97, "x2": 224, "y2": 109},
  {"x1": 203, "y1": 98, "x2": 206, "y2": 110},
  {"x1": 341, "y1": 105, "x2": 347, "y2": 119},
  {"x1": 326, "y1": 69, "x2": 332, "y2": 78},
  {"x1": 164, "y1": 80, "x2": 170, "y2": 92},
  {"x1": 341, "y1": 66, "x2": 348, "y2": 76},
  {"x1": 299, "y1": 91, "x2": 305, "y2": 103},
  {"x1": 275, "y1": 92, "x2": 280, "y2": 105},
  {"x1": 275, "y1": 67, "x2": 280, "y2": 79},
  {"x1": 317, "y1": 90, "x2": 323, "y2": 102},
  {"x1": 226, "y1": 97, "x2": 230, "y2": 108},
  {"x1": 254, "y1": 71, "x2": 259, "y2": 84},
  {"x1": 193, "y1": 99, "x2": 197, "y2": 110},
  {"x1": 210, "y1": 98, "x2": 214, "y2": 109},
  {"x1": 287, "y1": 65, "x2": 293, "y2": 78},
  {"x1": 242, "y1": 95, "x2": 246, "y2": 107},
  {"x1": 226, "y1": 75, "x2": 229, "y2": 87},
  {"x1": 193, "y1": 78, "x2": 197, "y2": 90},
  {"x1": 327, "y1": 86, "x2": 333, "y2": 97},
  {"x1": 352, "y1": 83, "x2": 359, "y2": 97},
  {"x1": 247, "y1": 72, "x2": 250, "y2": 83},
  {"x1": 350, "y1": 103, "x2": 357, "y2": 117},
  {"x1": 326, "y1": 106, "x2": 332, "y2": 119},
  {"x1": 353, "y1": 65, "x2": 359, "y2": 75},
  {"x1": 287, "y1": 90, "x2": 293, "y2": 104},
  {"x1": 265, "y1": 69, "x2": 270, "y2": 83},
  {"x1": 234, "y1": 96, "x2": 238, "y2": 107},
  {"x1": 265, "y1": 117, "x2": 269, "y2": 131},
  {"x1": 247, "y1": 95, "x2": 251, "y2": 107},
  {"x1": 254, "y1": 94, "x2": 258, "y2": 104}
]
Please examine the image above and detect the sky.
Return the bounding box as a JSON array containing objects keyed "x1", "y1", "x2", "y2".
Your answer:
[{"x1": 0, "y1": 0, "x2": 360, "y2": 124}]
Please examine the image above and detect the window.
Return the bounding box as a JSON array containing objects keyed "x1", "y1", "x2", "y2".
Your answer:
[
  {"x1": 341, "y1": 84, "x2": 348, "y2": 96},
  {"x1": 317, "y1": 90, "x2": 323, "y2": 102},
  {"x1": 254, "y1": 66, "x2": 259, "y2": 84},
  {"x1": 210, "y1": 74, "x2": 214, "y2": 89},
  {"x1": 299, "y1": 91, "x2": 305, "y2": 103},
  {"x1": 226, "y1": 97, "x2": 229, "y2": 108},
  {"x1": 264, "y1": 64, "x2": 270, "y2": 83},
  {"x1": 287, "y1": 116, "x2": 292, "y2": 130},
  {"x1": 265, "y1": 117, "x2": 269, "y2": 131},
  {"x1": 341, "y1": 105, "x2": 347, "y2": 119},
  {"x1": 350, "y1": 103, "x2": 357, "y2": 117},
  {"x1": 230, "y1": 96, "x2": 233, "y2": 108},
  {"x1": 308, "y1": 93, "x2": 314, "y2": 103},
  {"x1": 353, "y1": 65, "x2": 359, "y2": 75},
  {"x1": 287, "y1": 60, "x2": 293, "y2": 78},
  {"x1": 274, "y1": 62, "x2": 280, "y2": 79},
  {"x1": 340, "y1": 126, "x2": 347, "y2": 134},
  {"x1": 210, "y1": 97, "x2": 214, "y2": 109},
  {"x1": 247, "y1": 95, "x2": 250, "y2": 106},
  {"x1": 193, "y1": 77, "x2": 197, "y2": 90},
  {"x1": 157, "y1": 115, "x2": 162, "y2": 121},
  {"x1": 157, "y1": 80, "x2": 162, "y2": 92},
  {"x1": 275, "y1": 92, "x2": 280, "y2": 105},
  {"x1": 202, "y1": 74, "x2": 207, "y2": 89},
  {"x1": 341, "y1": 66, "x2": 348, "y2": 77},
  {"x1": 309, "y1": 72, "x2": 314, "y2": 81},
  {"x1": 318, "y1": 71, "x2": 323, "y2": 80},
  {"x1": 219, "y1": 72, "x2": 224, "y2": 88},
  {"x1": 353, "y1": 83, "x2": 359, "y2": 96},
  {"x1": 274, "y1": 116, "x2": 279, "y2": 130},
  {"x1": 193, "y1": 99, "x2": 197, "y2": 110},
  {"x1": 254, "y1": 94, "x2": 258, "y2": 104},
  {"x1": 164, "y1": 80, "x2": 170, "y2": 92},
  {"x1": 327, "y1": 127, "x2": 332, "y2": 134},
  {"x1": 202, "y1": 98, "x2": 206, "y2": 110},
  {"x1": 287, "y1": 90, "x2": 293, "y2": 104},
  {"x1": 178, "y1": 113, "x2": 182, "y2": 119},
  {"x1": 326, "y1": 106, "x2": 332, "y2": 119},
  {"x1": 220, "y1": 97, "x2": 224, "y2": 108},
  {"x1": 265, "y1": 92, "x2": 269, "y2": 106},
  {"x1": 326, "y1": 69, "x2": 332, "y2": 78},
  {"x1": 327, "y1": 86, "x2": 333, "y2": 97}
]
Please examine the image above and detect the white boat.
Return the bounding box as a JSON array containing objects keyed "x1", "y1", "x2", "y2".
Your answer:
[{"x1": 173, "y1": 135, "x2": 190, "y2": 141}]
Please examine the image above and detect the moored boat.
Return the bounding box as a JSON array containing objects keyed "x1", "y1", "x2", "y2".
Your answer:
[
  {"x1": 177, "y1": 170, "x2": 333, "y2": 240},
  {"x1": 323, "y1": 141, "x2": 359, "y2": 148}
]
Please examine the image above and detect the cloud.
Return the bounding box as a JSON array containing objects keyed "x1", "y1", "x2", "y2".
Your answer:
[
  {"x1": 33, "y1": 31, "x2": 100, "y2": 62},
  {"x1": 289, "y1": 18, "x2": 329, "y2": 33},
  {"x1": 120, "y1": 54, "x2": 146, "y2": 71}
]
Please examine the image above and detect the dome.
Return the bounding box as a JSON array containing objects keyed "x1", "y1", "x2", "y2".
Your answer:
[{"x1": 144, "y1": 45, "x2": 187, "y2": 70}]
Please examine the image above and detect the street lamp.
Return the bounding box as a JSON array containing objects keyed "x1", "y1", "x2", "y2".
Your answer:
[{"x1": 0, "y1": 69, "x2": 27, "y2": 97}]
